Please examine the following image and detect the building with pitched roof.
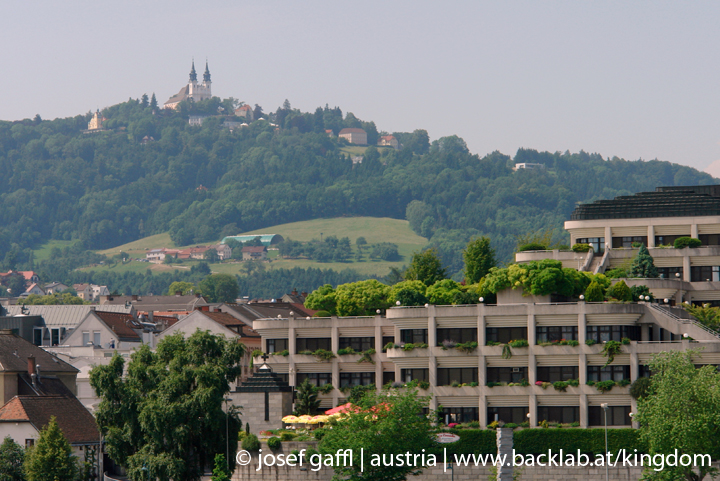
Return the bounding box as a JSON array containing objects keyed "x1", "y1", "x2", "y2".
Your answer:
[
  {"x1": 63, "y1": 309, "x2": 143, "y2": 350},
  {"x1": 241, "y1": 245, "x2": 267, "y2": 260},
  {"x1": 164, "y1": 60, "x2": 212, "y2": 110},
  {"x1": 99, "y1": 293, "x2": 207, "y2": 316},
  {"x1": 378, "y1": 135, "x2": 399, "y2": 149},
  {"x1": 338, "y1": 127, "x2": 367, "y2": 145}
]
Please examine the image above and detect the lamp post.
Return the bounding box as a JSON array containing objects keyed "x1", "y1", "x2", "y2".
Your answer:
[
  {"x1": 601, "y1": 403, "x2": 609, "y2": 481},
  {"x1": 224, "y1": 397, "x2": 232, "y2": 473},
  {"x1": 142, "y1": 465, "x2": 150, "y2": 481}
]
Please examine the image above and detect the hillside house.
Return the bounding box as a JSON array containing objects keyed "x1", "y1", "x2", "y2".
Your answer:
[
  {"x1": 378, "y1": 135, "x2": 399, "y2": 149},
  {"x1": 44, "y1": 282, "x2": 69, "y2": 295},
  {"x1": 338, "y1": 128, "x2": 367, "y2": 145},
  {"x1": 215, "y1": 243, "x2": 232, "y2": 260},
  {"x1": 235, "y1": 104, "x2": 254, "y2": 120},
  {"x1": 63, "y1": 310, "x2": 143, "y2": 350},
  {"x1": 513, "y1": 162, "x2": 546, "y2": 171},
  {"x1": 242, "y1": 246, "x2": 267, "y2": 260},
  {"x1": 23, "y1": 284, "x2": 45, "y2": 296},
  {"x1": 73, "y1": 284, "x2": 93, "y2": 301}
]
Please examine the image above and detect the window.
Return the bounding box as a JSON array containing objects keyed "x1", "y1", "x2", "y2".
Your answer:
[
  {"x1": 401, "y1": 369, "x2": 429, "y2": 383},
  {"x1": 588, "y1": 406, "x2": 631, "y2": 426},
  {"x1": 436, "y1": 328, "x2": 477, "y2": 345},
  {"x1": 486, "y1": 327, "x2": 527, "y2": 344},
  {"x1": 25, "y1": 439, "x2": 34, "y2": 448},
  {"x1": 486, "y1": 367, "x2": 527, "y2": 383},
  {"x1": 267, "y1": 339, "x2": 288, "y2": 353},
  {"x1": 699, "y1": 234, "x2": 720, "y2": 246},
  {"x1": 51, "y1": 328, "x2": 60, "y2": 347},
  {"x1": 612, "y1": 236, "x2": 647, "y2": 248},
  {"x1": 82, "y1": 332, "x2": 90, "y2": 346},
  {"x1": 296, "y1": 372, "x2": 331, "y2": 387},
  {"x1": 587, "y1": 365, "x2": 630, "y2": 382},
  {"x1": 537, "y1": 406, "x2": 579, "y2": 424},
  {"x1": 691, "y1": 266, "x2": 720, "y2": 282},
  {"x1": 382, "y1": 336, "x2": 395, "y2": 351},
  {"x1": 576, "y1": 237, "x2": 605, "y2": 253},
  {"x1": 442, "y1": 407, "x2": 478, "y2": 424},
  {"x1": 639, "y1": 364, "x2": 652, "y2": 378},
  {"x1": 340, "y1": 372, "x2": 375, "y2": 387},
  {"x1": 339, "y1": 337, "x2": 374, "y2": 351},
  {"x1": 382, "y1": 371, "x2": 395, "y2": 385},
  {"x1": 400, "y1": 329, "x2": 428, "y2": 344},
  {"x1": 536, "y1": 366, "x2": 578, "y2": 383},
  {"x1": 487, "y1": 407, "x2": 528, "y2": 425},
  {"x1": 586, "y1": 325, "x2": 639, "y2": 343},
  {"x1": 276, "y1": 373, "x2": 289, "y2": 384},
  {"x1": 437, "y1": 368, "x2": 478, "y2": 385},
  {"x1": 33, "y1": 328, "x2": 43, "y2": 346},
  {"x1": 296, "y1": 338, "x2": 331, "y2": 353},
  {"x1": 93, "y1": 331, "x2": 101, "y2": 346},
  {"x1": 655, "y1": 235, "x2": 686, "y2": 247},
  {"x1": 536, "y1": 326, "x2": 577, "y2": 343},
  {"x1": 657, "y1": 267, "x2": 683, "y2": 280}
]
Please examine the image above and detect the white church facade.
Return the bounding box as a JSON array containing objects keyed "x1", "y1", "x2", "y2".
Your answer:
[{"x1": 164, "y1": 60, "x2": 212, "y2": 110}]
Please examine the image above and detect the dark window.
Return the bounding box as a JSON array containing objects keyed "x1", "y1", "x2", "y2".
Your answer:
[
  {"x1": 267, "y1": 339, "x2": 288, "y2": 353},
  {"x1": 401, "y1": 368, "x2": 429, "y2": 383},
  {"x1": 586, "y1": 325, "x2": 639, "y2": 343},
  {"x1": 576, "y1": 237, "x2": 605, "y2": 253},
  {"x1": 51, "y1": 329, "x2": 60, "y2": 347},
  {"x1": 401, "y1": 329, "x2": 428, "y2": 344},
  {"x1": 437, "y1": 328, "x2": 477, "y2": 345},
  {"x1": 25, "y1": 439, "x2": 34, "y2": 448},
  {"x1": 383, "y1": 371, "x2": 395, "y2": 385},
  {"x1": 296, "y1": 372, "x2": 331, "y2": 387},
  {"x1": 536, "y1": 366, "x2": 579, "y2": 383},
  {"x1": 657, "y1": 267, "x2": 683, "y2": 280},
  {"x1": 437, "y1": 368, "x2": 478, "y2": 386},
  {"x1": 276, "y1": 374, "x2": 289, "y2": 384},
  {"x1": 588, "y1": 406, "x2": 631, "y2": 426},
  {"x1": 691, "y1": 266, "x2": 720, "y2": 282},
  {"x1": 612, "y1": 236, "x2": 647, "y2": 248},
  {"x1": 587, "y1": 365, "x2": 630, "y2": 382},
  {"x1": 699, "y1": 234, "x2": 720, "y2": 246},
  {"x1": 487, "y1": 407, "x2": 528, "y2": 425},
  {"x1": 340, "y1": 337, "x2": 374, "y2": 351},
  {"x1": 296, "y1": 338, "x2": 331, "y2": 353},
  {"x1": 382, "y1": 336, "x2": 395, "y2": 351},
  {"x1": 340, "y1": 372, "x2": 375, "y2": 387},
  {"x1": 442, "y1": 407, "x2": 478, "y2": 424},
  {"x1": 33, "y1": 328, "x2": 43, "y2": 346},
  {"x1": 487, "y1": 327, "x2": 527, "y2": 344},
  {"x1": 536, "y1": 326, "x2": 578, "y2": 343},
  {"x1": 538, "y1": 406, "x2": 579, "y2": 424},
  {"x1": 486, "y1": 367, "x2": 527, "y2": 383},
  {"x1": 655, "y1": 235, "x2": 686, "y2": 247},
  {"x1": 639, "y1": 364, "x2": 652, "y2": 378}
]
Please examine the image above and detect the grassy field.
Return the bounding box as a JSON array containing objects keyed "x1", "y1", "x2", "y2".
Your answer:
[
  {"x1": 33, "y1": 240, "x2": 76, "y2": 261},
  {"x1": 84, "y1": 217, "x2": 428, "y2": 278}
]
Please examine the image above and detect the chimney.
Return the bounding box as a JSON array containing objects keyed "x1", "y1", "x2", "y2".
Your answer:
[
  {"x1": 301, "y1": 292, "x2": 308, "y2": 298},
  {"x1": 132, "y1": 294, "x2": 138, "y2": 301},
  {"x1": 292, "y1": 288, "x2": 298, "y2": 296},
  {"x1": 28, "y1": 356, "x2": 36, "y2": 376}
]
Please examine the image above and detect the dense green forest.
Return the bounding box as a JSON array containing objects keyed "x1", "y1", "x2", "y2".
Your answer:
[{"x1": 0, "y1": 95, "x2": 716, "y2": 296}]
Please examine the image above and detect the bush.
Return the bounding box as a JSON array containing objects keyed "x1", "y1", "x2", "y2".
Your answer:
[
  {"x1": 553, "y1": 381, "x2": 569, "y2": 392},
  {"x1": 517, "y1": 243, "x2": 548, "y2": 252},
  {"x1": 266, "y1": 436, "x2": 281, "y2": 450},
  {"x1": 674, "y1": 237, "x2": 702, "y2": 249},
  {"x1": 280, "y1": 431, "x2": 296, "y2": 441},
  {"x1": 584, "y1": 281, "x2": 605, "y2": 302},
  {"x1": 314, "y1": 310, "x2": 332, "y2": 317},
  {"x1": 313, "y1": 428, "x2": 327, "y2": 441},
  {"x1": 630, "y1": 377, "x2": 652, "y2": 399},
  {"x1": 508, "y1": 339, "x2": 529, "y2": 348},
  {"x1": 514, "y1": 428, "x2": 645, "y2": 455},
  {"x1": 571, "y1": 243, "x2": 592, "y2": 253},
  {"x1": 241, "y1": 433, "x2": 260, "y2": 451},
  {"x1": 608, "y1": 280, "x2": 632, "y2": 301}
]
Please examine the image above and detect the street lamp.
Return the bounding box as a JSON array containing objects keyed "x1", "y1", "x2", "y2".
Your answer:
[
  {"x1": 142, "y1": 465, "x2": 150, "y2": 481},
  {"x1": 601, "y1": 403, "x2": 609, "y2": 481},
  {"x1": 224, "y1": 397, "x2": 233, "y2": 473}
]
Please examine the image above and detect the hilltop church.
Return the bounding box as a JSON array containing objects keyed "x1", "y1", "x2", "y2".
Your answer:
[{"x1": 164, "y1": 60, "x2": 212, "y2": 110}]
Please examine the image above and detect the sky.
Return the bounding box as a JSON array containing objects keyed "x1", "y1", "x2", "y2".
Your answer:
[{"x1": 3, "y1": 1, "x2": 720, "y2": 176}]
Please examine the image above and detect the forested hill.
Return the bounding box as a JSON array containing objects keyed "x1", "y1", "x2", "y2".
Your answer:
[{"x1": 0, "y1": 96, "x2": 716, "y2": 274}]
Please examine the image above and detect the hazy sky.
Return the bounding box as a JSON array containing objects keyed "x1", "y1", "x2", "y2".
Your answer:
[{"x1": 4, "y1": 1, "x2": 720, "y2": 175}]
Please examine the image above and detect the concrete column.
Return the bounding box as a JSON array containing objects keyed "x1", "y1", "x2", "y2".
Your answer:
[
  {"x1": 478, "y1": 303, "x2": 486, "y2": 347},
  {"x1": 375, "y1": 320, "x2": 383, "y2": 388},
  {"x1": 630, "y1": 352, "x2": 639, "y2": 381},
  {"x1": 528, "y1": 394, "x2": 537, "y2": 427},
  {"x1": 331, "y1": 319, "x2": 339, "y2": 392},
  {"x1": 288, "y1": 320, "x2": 296, "y2": 387},
  {"x1": 640, "y1": 324, "x2": 650, "y2": 342},
  {"x1": 647, "y1": 225, "x2": 655, "y2": 247},
  {"x1": 683, "y1": 255, "x2": 692, "y2": 282},
  {"x1": 479, "y1": 393, "x2": 487, "y2": 428},
  {"x1": 579, "y1": 353, "x2": 587, "y2": 385},
  {"x1": 578, "y1": 302, "x2": 587, "y2": 344},
  {"x1": 579, "y1": 394, "x2": 588, "y2": 428},
  {"x1": 429, "y1": 356, "x2": 438, "y2": 390},
  {"x1": 478, "y1": 355, "x2": 487, "y2": 387},
  {"x1": 496, "y1": 428, "x2": 514, "y2": 481},
  {"x1": 631, "y1": 397, "x2": 639, "y2": 428},
  {"x1": 605, "y1": 226, "x2": 612, "y2": 250},
  {"x1": 428, "y1": 305, "x2": 437, "y2": 347},
  {"x1": 691, "y1": 223, "x2": 699, "y2": 239}
]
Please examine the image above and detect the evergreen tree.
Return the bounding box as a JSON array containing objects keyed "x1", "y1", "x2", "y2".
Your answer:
[
  {"x1": 149, "y1": 93, "x2": 158, "y2": 110},
  {"x1": 140, "y1": 93, "x2": 149, "y2": 108},
  {"x1": 463, "y1": 236, "x2": 496, "y2": 284},
  {"x1": 608, "y1": 280, "x2": 632, "y2": 301},
  {"x1": 0, "y1": 436, "x2": 25, "y2": 481},
  {"x1": 210, "y1": 454, "x2": 230, "y2": 481},
  {"x1": 24, "y1": 417, "x2": 78, "y2": 481},
  {"x1": 631, "y1": 245, "x2": 659, "y2": 278},
  {"x1": 404, "y1": 248, "x2": 447, "y2": 286},
  {"x1": 293, "y1": 379, "x2": 320, "y2": 415},
  {"x1": 584, "y1": 280, "x2": 605, "y2": 302}
]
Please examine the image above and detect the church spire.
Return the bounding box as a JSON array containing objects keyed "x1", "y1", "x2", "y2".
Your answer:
[
  {"x1": 189, "y1": 60, "x2": 198, "y2": 82},
  {"x1": 203, "y1": 60, "x2": 211, "y2": 83}
]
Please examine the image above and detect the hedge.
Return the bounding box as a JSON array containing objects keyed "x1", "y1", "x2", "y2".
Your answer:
[
  {"x1": 517, "y1": 243, "x2": 548, "y2": 252},
  {"x1": 443, "y1": 429, "x2": 646, "y2": 456},
  {"x1": 674, "y1": 237, "x2": 702, "y2": 249}
]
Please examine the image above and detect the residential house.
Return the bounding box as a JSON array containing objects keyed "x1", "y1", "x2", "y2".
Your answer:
[
  {"x1": 513, "y1": 162, "x2": 546, "y2": 171},
  {"x1": 44, "y1": 282, "x2": 69, "y2": 295},
  {"x1": 0, "y1": 271, "x2": 39, "y2": 288},
  {"x1": 338, "y1": 127, "x2": 367, "y2": 145},
  {"x1": 190, "y1": 246, "x2": 211, "y2": 259},
  {"x1": 241, "y1": 246, "x2": 267, "y2": 260},
  {"x1": 189, "y1": 115, "x2": 208, "y2": 126},
  {"x1": 90, "y1": 285, "x2": 110, "y2": 301},
  {"x1": 23, "y1": 283, "x2": 45, "y2": 296},
  {"x1": 99, "y1": 294, "x2": 207, "y2": 317},
  {"x1": 214, "y1": 243, "x2": 232, "y2": 260},
  {"x1": 63, "y1": 309, "x2": 143, "y2": 350},
  {"x1": 73, "y1": 284, "x2": 93, "y2": 301},
  {"x1": 234, "y1": 104, "x2": 254, "y2": 121},
  {"x1": 378, "y1": 135, "x2": 399, "y2": 149}
]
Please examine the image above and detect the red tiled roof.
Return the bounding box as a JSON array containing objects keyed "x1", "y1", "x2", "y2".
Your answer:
[
  {"x1": 241, "y1": 246, "x2": 266, "y2": 253},
  {"x1": 94, "y1": 311, "x2": 141, "y2": 341},
  {"x1": 0, "y1": 396, "x2": 100, "y2": 445},
  {"x1": 339, "y1": 128, "x2": 366, "y2": 135},
  {"x1": 380, "y1": 135, "x2": 396, "y2": 141}
]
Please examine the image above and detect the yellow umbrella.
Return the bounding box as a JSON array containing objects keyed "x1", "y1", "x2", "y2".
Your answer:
[{"x1": 282, "y1": 415, "x2": 300, "y2": 423}]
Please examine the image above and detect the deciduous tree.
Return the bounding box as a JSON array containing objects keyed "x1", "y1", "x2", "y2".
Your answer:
[
  {"x1": 404, "y1": 248, "x2": 446, "y2": 286},
  {"x1": 463, "y1": 236, "x2": 496, "y2": 284},
  {"x1": 24, "y1": 417, "x2": 78, "y2": 481},
  {"x1": 0, "y1": 436, "x2": 25, "y2": 481}
]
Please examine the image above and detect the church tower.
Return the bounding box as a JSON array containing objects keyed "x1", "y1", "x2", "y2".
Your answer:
[{"x1": 164, "y1": 59, "x2": 213, "y2": 109}]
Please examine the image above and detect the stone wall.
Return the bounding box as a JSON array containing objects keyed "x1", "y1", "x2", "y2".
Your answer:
[
  {"x1": 231, "y1": 441, "x2": 653, "y2": 481},
  {"x1": 231, "y1": 391, "x2": 293, "y2": 434}
]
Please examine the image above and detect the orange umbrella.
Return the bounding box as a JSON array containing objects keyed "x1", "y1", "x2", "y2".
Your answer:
[{"x1": 325, "y1": 403, "x2": 354, "y2": 415}]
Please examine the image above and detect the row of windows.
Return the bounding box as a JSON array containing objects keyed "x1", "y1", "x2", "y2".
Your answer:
[
  {"x1": 274, "y1": 337, "x2": 395, "y2": 354},
  {"x1": 403, "y1": 365, "x2": 630, "y2": 385},
  {"x1": 488, "y1": 406, "x2": 631, "y2": 426},
  {"x1": 295, "y1": 372, "x2": 397, "y2": 387}
]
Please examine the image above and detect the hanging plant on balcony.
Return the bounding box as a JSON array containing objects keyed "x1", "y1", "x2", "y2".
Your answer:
[
  {"x1": 357, "y1": 348, "x2": 376, "y2": 364},
  {"x1": 601, "y1": 340, "x2": 622, "y2": 367},
  {"x1": 312, "y1": 349, "x2": 336, "y2": 362},
  {"x1": 502, "y1": 344, "x2": 513, "y2": 359},
  {"x1": 455, "y1": 341, "x2": 478, "y2": 353}
]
